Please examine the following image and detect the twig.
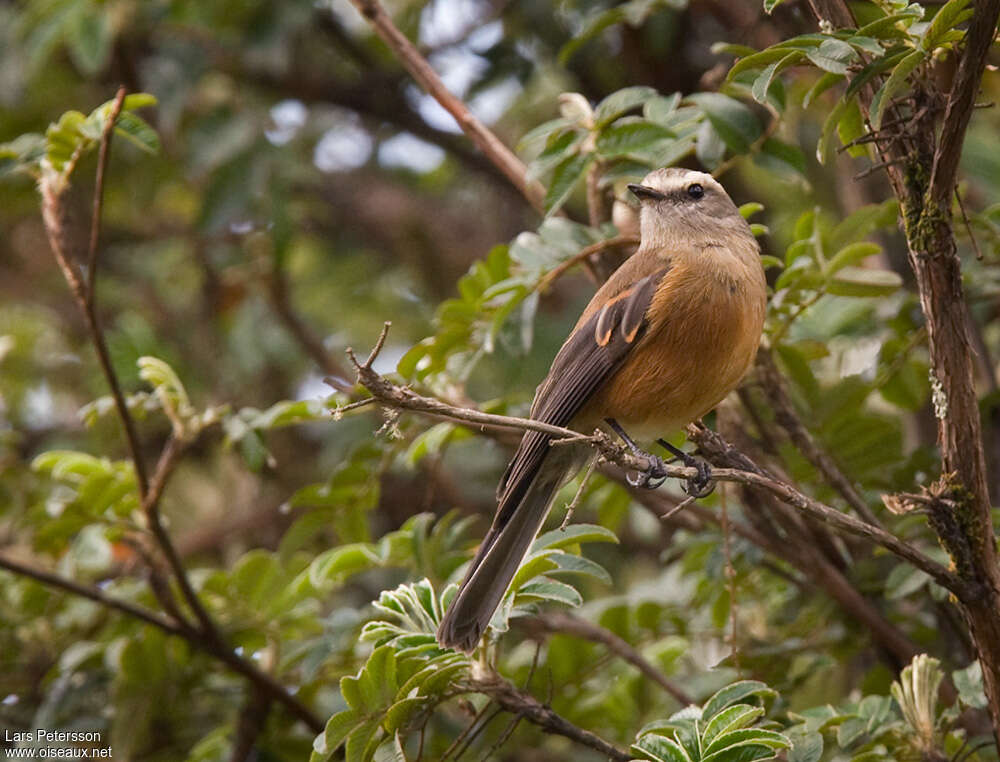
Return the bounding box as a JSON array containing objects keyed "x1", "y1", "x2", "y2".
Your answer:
[
  {"x1": 268, "y1": 257, "x2": 353, "y2": 389},
  {"x1": 462, "y1": 673, "x2": 630, "y2": 761},
  {"x1": 0, "y1": 552, "x2": 322, "y2": 731},
  {"x1": 658, "y1": 494, "x2": 697, "y2": 521},
  {"x1": 720, "y1": 484, "x2": 740, "y2": 674},
  {"x1": 87, "y1": 86, "x2": 126, "y2": 306},
  {"x1": 346, "y1": 0, "x2": 547, "y2": 213},
  {"x1": 757, "y1": 348, "x2": 883, "y2": 527},
  {"x1": 0, "y1": 553, "x2": 187, "y2": 636},
  {"x1": 854, "y1": 156, "x2": 908, "y2": 180},
  {"x1": 560, "y1": 458, "x2": 597, "y2": 530},
  {"x1": 530, "y1": 611, "x2": 694, "y2": 705},
  {"x1": 344, "y1": 326, "x2": 961, "y2": 595},
  {"x1": 955, "y1": 186, "x2": 984, "y2": 261},
  {"x1": 443, "y1": 700, "x2": 496, "y2": 761},
  {"x1": 536, "y1": 235, "x2": 639, "y2": 294},
  {"x1": 141, "y1": 436, "x2": 223, "y2": 642}
]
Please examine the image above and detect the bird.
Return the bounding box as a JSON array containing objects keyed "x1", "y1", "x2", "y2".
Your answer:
[{"x1": 436, "y1": 167, "x2": 768, "y2": 652}]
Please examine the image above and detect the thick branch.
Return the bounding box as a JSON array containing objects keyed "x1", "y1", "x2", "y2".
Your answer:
[
  {"x1": 345, "y1": 0, "x2": 547, "y2": 213},
  {"x1": 928, "y1": 0, "x2": 1000, "y2": 207},
  {"x1": 463, "y1": 673, "x2": 630, "y2": 761}
]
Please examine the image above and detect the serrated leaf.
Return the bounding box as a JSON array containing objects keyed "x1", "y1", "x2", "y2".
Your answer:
[
  {"x1": 631, "y1": 734, "x2": 692, "y2": 762},
  {"x1": 703, "y1": 681, "x2": 776, "y2": 720},
  {"x1": 703, "y1": 705, "x2": 766, "y2": 746}
]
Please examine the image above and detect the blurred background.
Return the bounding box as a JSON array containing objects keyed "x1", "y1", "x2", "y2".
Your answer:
[{"x1": 1, "y1": 0, "x2": 999, "y2": 759}]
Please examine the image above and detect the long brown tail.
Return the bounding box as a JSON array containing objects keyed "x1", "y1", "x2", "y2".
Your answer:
[{"x1": 436, "y1": 459, "x2": 569, "y2": 652}]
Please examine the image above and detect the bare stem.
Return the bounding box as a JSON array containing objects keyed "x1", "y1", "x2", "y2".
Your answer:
[{"x1": 346, "y1": 0, "x2": 547, "y2": 213}]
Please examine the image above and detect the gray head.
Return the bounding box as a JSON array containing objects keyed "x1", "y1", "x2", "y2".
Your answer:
[{"x1": 628, "y1": 168, "x2": 748, "y2": 245}]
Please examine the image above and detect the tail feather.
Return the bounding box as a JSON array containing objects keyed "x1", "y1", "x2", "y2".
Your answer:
[{"x1": 436, "y1": 462, "x2": 568, "y2": 651}]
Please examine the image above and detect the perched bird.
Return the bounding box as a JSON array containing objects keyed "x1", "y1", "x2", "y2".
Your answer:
[{"x1": 436, "y1": 167, "x2": 768, "y2": 652}]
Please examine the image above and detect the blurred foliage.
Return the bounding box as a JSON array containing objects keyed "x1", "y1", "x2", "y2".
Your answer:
[{"x1": 1, "y1": 0, "x2": 999, "y2": 760}]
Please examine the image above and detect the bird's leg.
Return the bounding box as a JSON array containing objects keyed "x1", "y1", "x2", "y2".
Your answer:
[
  {"x1": 656, "y1": 439, "x2": 714, "y2": 498},
  {"x1": 604, "y1": 418, "x2": 668, "y2": 489}
]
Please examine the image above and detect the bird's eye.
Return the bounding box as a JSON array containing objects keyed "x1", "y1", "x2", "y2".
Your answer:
[{"x1": 687, "y1": 183, "x2": 704, "y2": 199}]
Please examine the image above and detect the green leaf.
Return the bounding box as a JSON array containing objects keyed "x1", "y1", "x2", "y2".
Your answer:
[
  {"x1": 544, "y1": 152, "x2": 592, "y2": 215},
  {"x1": 837, "y1": 99, "x2": 867, "y2": 157},
  {"x1": 870, "y1": 49, "x2": 925, "y2": 129},
  {"x1": 631, "y1": 734, "x2": 692, "y2": 762},
  {"x1": 596, "y1": 121, "x2": 675, "y2": 158},
  {"x1": 787, "y1": 728, "x2": 823, "y2": 762},
  {"x1": 805, "y1": 38, "x2": 857, "y2": 74},
  {"x1": 516, "y1": 577, "x2": 583, "y2": 607},
  {"x1": 703, "y1": 681, "x2": 776, "y2": 720},
  {"x1": 66, "y1": 7, "x2": 111, "y2": 76},
  {"x1": 826, "y1": 267, "x2": 902, "y2": 297},
  {"x1": 802, "y1": 72, "x2": 845, "y2": 109},
  {"x1": 922, "y1": 0, "x2": 972, "y2": 50},
  {"x1": 687, "y1": 93, "x2": 762, "y2": 154},
  {"x1": 531, "y1": 523, "x2": 618, "y2": 552},
  {"x1": 594, "y1": 86, "x2": 658, "y2": 126},
  {"x1": 816, "y1": 97, "x2": 849, "y2": 164},
  {"x1": 751, "y1": 52, "x2": 802, "y2": 103},
  {"x1": 114, "y1": 111, "x2": 161, "y2": 154},
  {"x1": 825, "y1": 242, "x2": 881, "y2": 274},
  {"x1": 764, "y1": 0, "x2": 790, "y2": 13},
  {"x1": 703, "y1": 705, "x2": 766, "y2": 746},
  {"x1": 760, "y1": 137, "x2": 806, "y2": 175},
  {"x1": 953, "y1": 661, "x2": 988, "y2": 709},
  {"x1": 309, "y1": 544, "x2": 381, "y2": 589}
]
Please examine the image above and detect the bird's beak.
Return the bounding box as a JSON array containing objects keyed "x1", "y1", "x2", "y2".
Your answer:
[{"x1": 627, "y1": 184, "x2": 667, "y2": 202}]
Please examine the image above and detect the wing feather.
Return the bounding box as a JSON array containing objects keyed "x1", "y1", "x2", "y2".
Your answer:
[{"x1": 494, "y1": 266, "x2": 670, "y2": 524}]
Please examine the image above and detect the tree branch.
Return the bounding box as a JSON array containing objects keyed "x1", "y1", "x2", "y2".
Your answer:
[
  {"x1": 0, "y1": 553, "x2": 322, "y2": 731},
  {"x1": 344, "y1": 324, "x2": 963, "y2": 597},
  {"x1": 928, "y1": 0, "x2": 1000, "y2": 208},
  {"x1": 462, "y1": 673, "x2": 630, "y2": 761},
  {"x1": 86, "y1": 86, "x2": 126, "y2": 306},
  {"x1": 345, "y1": 0, "x2": 547, "y2": 213}
]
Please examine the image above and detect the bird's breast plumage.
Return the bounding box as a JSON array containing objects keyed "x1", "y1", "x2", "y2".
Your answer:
[{"x1": 576, "y1": 243, "x2": 766, "y2": 439}]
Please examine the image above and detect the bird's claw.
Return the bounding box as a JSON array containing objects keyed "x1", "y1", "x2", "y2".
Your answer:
[
  {"x1": 626, "y1": 453, "x2": 668, "y2": 490},
  {"x1": 683, "y1": 458, "x2": 715, "y2": 498}
]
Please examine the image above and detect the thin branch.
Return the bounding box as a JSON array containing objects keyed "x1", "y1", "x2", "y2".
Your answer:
[
  {"x1": 462, "y1": 673, "x2": 630, "y2": 761},
  {"x1": 87, "y1": 86, "x2": 126, "y2": 306},
  {"x1": 345, "y1": 0, "x2": 547, "y2": 213},
  {"x1": 686, "y1": 423, "x2": 962, "y2": 597},
  {"x1": 0, "y1": 553, "x2": 187, "y2": 637},
  {"x1": 756, "y1": 348, "x2": 883, "y2": 527},
  {"x1": 530, "y1": 611, "x2": 694, "y2": 705},
  {"x1": 536, "y1": 235, "x2": 639, "y2": 294},
  {"x1": 141, "y1": 436, "x2": 223, "y2": 642},
  {"x1": 344, "y1": 326, "x2": 962, "y2": 595}
]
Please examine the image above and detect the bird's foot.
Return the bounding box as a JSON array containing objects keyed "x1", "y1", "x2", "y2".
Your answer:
[
  {"x1": 657, "y1": 439, "x2": 715, "y2": 498},
  {"x1": 604, "y1": 419, "x2": 668, "y2": 490}
]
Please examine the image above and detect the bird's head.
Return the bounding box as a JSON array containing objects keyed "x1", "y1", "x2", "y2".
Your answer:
[{"x1": 628, "y1": 168, "x2": 748, "y2": 246}]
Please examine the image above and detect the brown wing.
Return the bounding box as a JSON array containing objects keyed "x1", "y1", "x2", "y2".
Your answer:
[{"x1": 492, "y1": 266, "x2": 670, "y2": 526}]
